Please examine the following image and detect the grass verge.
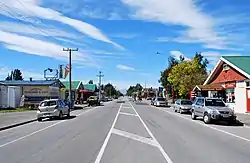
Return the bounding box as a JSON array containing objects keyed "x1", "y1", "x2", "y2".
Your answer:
[{"x1": 0, "y1": 108, "x2": 35, "y2": 113}]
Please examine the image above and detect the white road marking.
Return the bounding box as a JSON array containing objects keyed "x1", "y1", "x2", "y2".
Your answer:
[
  {"x1": 129, "y1": 102, "x2": 173, "y2": 163},
  {"x1": 154, "y1": 106, "x2": 250, "y2": 143},
  {"x1": 119, "y1": 112, "x2": 138, "y2": 116},
  {"x1": 112, "y1": 128, "x2": 157, "y2": 147},
  {"x1": 94, "y1": 103, "x2": 122, "y2": 163},
  {"x1": 0, "y1": 120, "x2": 65, "y2": 148},
  {"x1": 0, "y1": 106, "x2": 99, "y2": 148},
  {"x1": 122, "y1": 106, "x2": 132, "y2": 108}
]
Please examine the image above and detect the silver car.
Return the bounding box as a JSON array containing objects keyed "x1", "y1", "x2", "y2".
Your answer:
[
  {"x1": 174, "y1": 99, "x2": 193, "y2": 114},
  {"x1": 191, "y1": 97, "x2": 236, "y2": 124},
  {"x1": 153, "y1": 97, "x2": 167, "y2": 107},
  {"x1": 37, "y1": 99, "x2": 70, "y2": 122}
]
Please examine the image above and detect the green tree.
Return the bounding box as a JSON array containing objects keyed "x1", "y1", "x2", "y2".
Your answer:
[
  {"x1": 104, "y1": 83, "x2": 116, "y2": 97},
  {"x1": 168, "y1": 58, "x2": 208, "y2": 98},
  {"x1": 5, "y1": 69, "x2": 23, "y2": 81},
  {"x1": 159, "y1": 56, "x2": 178, "y2": 93},
  {"x1": 126, "y1": 83, "x2": 143, "y2": 96}
]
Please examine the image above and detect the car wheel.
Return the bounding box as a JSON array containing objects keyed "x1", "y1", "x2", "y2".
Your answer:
[
  {"x1": 203, "y1": 113, "x2": 211, "y2": 124},
  {"x1": 174, "y1": 108, "x2": 177, "y2": 112},
  {"x1": 58, "y1": 111, "x2": 63, "y2": 120},
  {"x1": 37, "y1": 118, "x2": 42, "y2": 122},
  {"x1": 191, "y1": 111, "x2": 197, "y2": 120},
  {"x1": 67, "y1": 109, "x2": 70, "y2": 118}
]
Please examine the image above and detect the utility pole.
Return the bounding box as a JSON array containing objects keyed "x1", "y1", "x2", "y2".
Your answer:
[
  {"x1": 97, "y1": 71, "x2": 104, "y2": 101},
  {"x1": 63, "y1": 48, "x2": 78, "y2": 109}
]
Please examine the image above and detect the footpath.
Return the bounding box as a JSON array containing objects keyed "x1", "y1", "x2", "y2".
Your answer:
[{"x1": 0, "y1": 104, "x2": 88, "y2": 131}]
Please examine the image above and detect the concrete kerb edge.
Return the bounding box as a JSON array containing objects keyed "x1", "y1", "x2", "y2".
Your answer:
[{"x1": 0, "y1": 119, "x2": 37, "y2": 131}]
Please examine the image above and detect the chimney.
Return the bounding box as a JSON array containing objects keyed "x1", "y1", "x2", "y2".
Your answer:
[{"x1": 30, "y1": 77, "x2": 33, "y2": 82}]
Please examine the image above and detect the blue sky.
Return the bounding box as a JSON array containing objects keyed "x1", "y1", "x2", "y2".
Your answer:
[{"x1": 1, "y1": 0, "x2": 250, "y2": 90}]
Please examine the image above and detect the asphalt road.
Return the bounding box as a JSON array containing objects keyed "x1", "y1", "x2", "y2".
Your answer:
[{"x1": 1, "y1": 98, "x2": 250, "y2": 163}]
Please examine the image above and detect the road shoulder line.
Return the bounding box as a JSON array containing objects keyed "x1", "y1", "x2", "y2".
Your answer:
[{"x1": 154, "y1": 106, "x2": 250, "y2": 143}]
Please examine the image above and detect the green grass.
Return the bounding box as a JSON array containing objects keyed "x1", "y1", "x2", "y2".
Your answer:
[{"x1": 0, "y1": 108, "x2": 36, "y2": 113}]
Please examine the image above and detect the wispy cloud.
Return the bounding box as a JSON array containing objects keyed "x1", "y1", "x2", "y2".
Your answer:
[
  {"x1": 170, "y1": 51, "x2": 191, "y2": 61},
  {"x1": 0, "y1": 21, "x2": 79, "y2": 39},
  {"x1": 201, "y1": 51, "x2": 241, "y2": 65},
  {"x1": 122, "y1": 0, "x2": 249, "y2": 51},
  {"x1": 111, "y1": 33, "x2": 138, "y2": 39},
  {"x1": 0, "y1": 0, "x2": 123, "y2": 49},
  {"x1": 0, "y1": 30, "x2": 98, "y2": 67},
  {"x1": 116, "y1": 64, "x2": 135, "y2": 71}
]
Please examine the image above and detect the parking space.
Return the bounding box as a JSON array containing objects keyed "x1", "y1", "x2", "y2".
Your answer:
[{"x1": 153, "y1": 104, "x2": 250, "y2": 143}]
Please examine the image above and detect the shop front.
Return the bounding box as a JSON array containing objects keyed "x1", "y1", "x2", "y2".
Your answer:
[
  {"x1": 203, "y1": 56, "x2": 250, "y2": 113},
  {"x1": 0, "y1": 80, "x2": 65, "y2": 107}
]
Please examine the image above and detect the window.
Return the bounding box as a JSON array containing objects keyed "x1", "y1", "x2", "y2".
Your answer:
[
  {"x1": 205, "y1": 99, "x2": 225, "y2": 107},
  {"x1": 40, "y1": 100, "x2": 57, "y2": 107},
  {"x1": 181, "y1": 100, "x2": 193, "y2": 105},
  {"x1": 225, "y1": 88, "x2": 235, "y2": 103},
  {"x1": 157, "y1": 98, "x2": 165, "y2": 101},
  {"x1": 196, "y1": 99, "x2": 204, "y2": 106}
]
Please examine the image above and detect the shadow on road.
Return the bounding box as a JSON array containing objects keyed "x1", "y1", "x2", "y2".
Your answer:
[
  {"x1": 195, "y1": 118, "x2": 244, "y2": 126},
  {"x1": 212, "y1": 120, "x2": 244, "y2": 127},
  {"x1": 42, "y1": 115, "x2": 77, "y2": 122}
]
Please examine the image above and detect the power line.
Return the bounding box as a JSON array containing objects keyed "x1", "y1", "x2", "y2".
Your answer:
[{"x1": 0, "y1": 2, "x2": 63, "y2": 42}]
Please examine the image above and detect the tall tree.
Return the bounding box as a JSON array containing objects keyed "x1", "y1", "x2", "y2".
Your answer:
[
  {"x1": 104, "y1": 83, "x2": 116, "y2": 97},
  {"x1": 5, "y1": 69, "x2": 23, "y2": 81},
  {"x1": 126, "y1": 83, "x2": 143, "y2": 96},
  {"x1": 168, "y1": 58, "x2": 208, "y2": 98},
  {"x1": 88, "y1": 80, "x2": 94, "y2": 84},
  {"x1": 5, "y1": 73, "x2": 12, "y2": 81},
  {"x1": 159, "y1": 56, "x2": 178, "y2": 92}
]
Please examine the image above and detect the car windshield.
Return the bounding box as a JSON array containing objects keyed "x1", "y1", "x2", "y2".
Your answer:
[
  {"x1": 181, "y1": 100, "x2": 193, "y2": 105},
  {"x1": 157, "y1": 98, "x2": 165, "y2": 101},
  {"x1": 40, "y1": 101, "x2": 57, "y2": 107},
  {"x1": 205, "y1": 99, "x2": 225, "y2": 107}
]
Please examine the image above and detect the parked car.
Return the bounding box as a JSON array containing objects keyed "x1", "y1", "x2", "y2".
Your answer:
[
  {"x1": 37, "y1": 99, "x2": 70, "y2": 122},
  {"x1": 191, "y1": 97, "x2": 236, "y2": 124},
  {"x1": 174, "y1": 99, "x2": 193, "y2": 114},
  {"x1": 146, "y1": 97, "x2": 152, "y2": 100},
  {"x1": 151, "y1": 98, "x2": 155, "y2": 105},
  {"x1": 87, "y1": 96, "x2": 100, "y2": 106},
  {"x1": 153, "y1": 97, "x2": 166, "y2": 107}
]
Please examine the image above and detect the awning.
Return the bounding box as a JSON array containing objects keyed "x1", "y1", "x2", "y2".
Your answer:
[{"x1": 193, "y1": 84, "x2": 225, "y2": 91}]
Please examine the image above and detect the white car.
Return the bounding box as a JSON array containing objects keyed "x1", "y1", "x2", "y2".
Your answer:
[
  {"x1": 37, "y1": 99, "x2": 70, "y2": 122},
  {"x1": 153, "y1": 97, "x2": 167, "y2": 106}
]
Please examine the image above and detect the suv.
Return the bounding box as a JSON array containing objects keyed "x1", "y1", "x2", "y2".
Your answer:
[
  {"x1": 37, "y1": 99, "x2": 70, "y2": 122},
  {"x1": 191, "y1": 97, "x2": 236, "y2": 124}
]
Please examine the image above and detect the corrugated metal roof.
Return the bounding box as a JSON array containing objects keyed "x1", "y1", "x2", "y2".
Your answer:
[
  {"x1": 0, "y1": 80, "x2": 58, "y2": 86},
  {"x1": 62, "y1": 81, "x2": 82, "y2": 90},
  {"x1": 222, "y1": 56, "x2": 250, "y2": 76}
]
